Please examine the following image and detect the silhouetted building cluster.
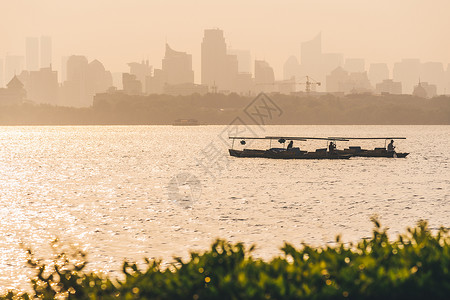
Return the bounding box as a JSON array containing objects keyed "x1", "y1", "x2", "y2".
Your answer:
[
  {"x1": 326, "y1": 67, "x2": 372, "y2": 94},
  {"x1": 1, "y1": 32, "x2": 450, "y2": 108},
  {"x1": 376, "y1": 79, "x2": 402, "y2": 95},
  {"x1": 412, "y1": 81, "x2": 437, "y2": 98},
  {"x1": 0, "y1": 76, "x2": 27, "y2": 105},
  {"x1": 145, "y1": 44, "x2": 199, "y2": 95},
  {"x1": 60, "y1": 56, "x2": 113, "y2": 107},
  {"x1": 283, "y1": 33, "x2": 449, "y2": 96}
]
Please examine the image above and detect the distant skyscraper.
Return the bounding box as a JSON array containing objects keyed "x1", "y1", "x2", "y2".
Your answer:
[
  {"x1": 326, "y1": 67, "x2": 348, "y2": 93},
  {"x1": 61, "y1": 56, "x2": 69, "y2": 82},
  {"x1": 228, "y1": 49, "x2": 251, "y2": 73},
  {"x1": 87, "y1": 59, "x2": 113, "y2": 96},
  {"x1": 28, "y1": 66, "x2": 59, "y2": 104},
  {"x1": 300, "y1": 33, "x2": 342, "y2": 91},
  {"x1": 368, "y1": 63, "x2": 389, "y2": 86},
  {"x1": 5, "y1": 55, "x2": 24, "y2": 83},
  {"x1": 322, "y1": 53, "x2": 343, "y2": 79},
  {"x1": 62, "y1": 56, "x2": 112, "y2": 106},
  {"x1": 26, "y1": 37, "x2": 39, "y2": 71},
  {"x1": 344, "y1": 58, "x2": 365, "y2": 73},
  {"x1": 201, "y1": 29, "x2": 227, "y2": 89},
  {"x1": 146, "y1": 44, "x2": 195, "y2": 95},
  {"x1": 393, "y1": 59, "x2": 421, "y2": 94},
  {"x1": 420, "y1": 62, "x2": 445, "y2": 94},
  {"x1": 301, "y1": 33, "x2": 322, "y2": 66},
  {"x1": 201, "y1": 29, "x2": 238, "y2": 92},
  {"x1": 283, "y1": 56, "x2": 303, "y2": 81},
  {"x1": 122, "y1": 73, "x2": 142, "y2": 95},
  {"x1": 162, "y1": 43, "x2": 194, "y2": 85},
  {"x1": 326, "y1": 67, "x2": 372, "y2": 94},
  {"x1": 254, "y1": 60, "x2": 275, "y2": 93},
  {"x1": 112, "y1": 72, "x2": 123, "y2": 90},
  {"x1": 40, "y1": 36, "x2": 52, "y2": 68},
  {"x1": 62, "y1": 55, "x2": 89, "y2": 107},
  {"x1": 128, "y1": 60, "x2": 152, "y2": 88}
]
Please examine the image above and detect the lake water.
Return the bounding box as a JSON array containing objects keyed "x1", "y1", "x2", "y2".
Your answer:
[{"x1": 0, "y1": 125, "x2": 449, "y2": 291}]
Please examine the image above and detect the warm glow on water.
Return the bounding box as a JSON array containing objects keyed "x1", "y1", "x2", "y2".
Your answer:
[{"x1": 0, "y1": 125, "x2": 448, "y2": 291}]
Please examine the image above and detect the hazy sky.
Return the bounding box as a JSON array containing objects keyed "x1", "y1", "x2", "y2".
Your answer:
[{"x1": 1, "y1": 0, "x2": 449, "y2": 81}]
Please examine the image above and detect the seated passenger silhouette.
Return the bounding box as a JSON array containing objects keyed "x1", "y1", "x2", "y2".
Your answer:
[
  {"x1": 287, "y1": 140, "x2": 293, "y2": 150},
  {"x1": 387, "y1": 140, "x2": 395, "y2": 152},
  {"x1": 329, "y1": 142, "x2": 335, "y2": 153}
]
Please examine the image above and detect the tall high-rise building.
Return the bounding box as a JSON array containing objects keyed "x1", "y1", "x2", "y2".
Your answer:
[
  {"x1": 40, "y1": 36, "x2": 52, "y2": 68},
  {"x1": 62, "y1": 55, "x2": 89, "y2": 107},
  {"x1": 283, "y1": 56, "x2": 303, "y2": 81},
  {"x1": 122, "y1": 73, "x2": 142, "y2": 95},
  {"x1": 368, "y1": 63, "x2": 389, "y2": 86},
  {"x1": 420, "y1": 62, "x2": 445, "y2": 94},
  {"x1": 62, "y1": 56, "x2": 112, "y2": 106},
  {"x1": 201, "y1": 29, "x2": 227, "y2": 88},
  {"x1": 87, "y1": 59, "x2": 113, "y2": 96},
  {"x1": 254, "y1": 60, "x2": 275, "y2": 93},
  {"x1": 326, "y1": 67, "x2": 372, "y2": 93},
  {"x1": 4, "y1": 55, "x2": 24, "y2": 84},
  {"x1": 228, "y1": 49, "x2": 251, "y2": 73},
  {"x1": 26, "y1": 37, "x2": 39, "y2": 71},
  {"x1": 61, "y1": 56, "x2": 69, "y2": 82},
  {"x1": 301, "y1": 33, "x2": 322, "y2": 66},
  {"x1": 128, "y1": 60, "x2": 152, "y2": 88},
  {"x1": 28, "y1": 66, "x2": 59, "y2": 104},
  {"x1": 148, "y1": 44, "x2": 202, "y2": 95},
  {"x1": 300, "y1": 33, "x2": 342, "y2": 91},
  {"x1": 162, "y1": 43, "x2": 194, "y2": 85},
  {"x1": 322, "y1": 53, "x2": 344, "y2": 80},
  {"x1": 201, "y1": 29, "x2": 238, "y2": 92},
  {"x1": 326, "y1": 67, "x2": 348, "y2": 93},
  {"x1": 393, "y1": 59, "x2": 421, "y2": 94}
]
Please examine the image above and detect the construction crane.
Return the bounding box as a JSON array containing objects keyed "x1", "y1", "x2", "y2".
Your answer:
[{"x1": 297, "y1": 76, "x2": 321, "y2": 93}]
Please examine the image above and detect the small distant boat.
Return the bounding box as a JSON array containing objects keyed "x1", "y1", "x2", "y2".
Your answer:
[
  {"x1": 229, "y1": 136, "x2": 352, "y2": 159},
  {"x1": 329, "y1": 137, "x2": 409, "y2": 158}
]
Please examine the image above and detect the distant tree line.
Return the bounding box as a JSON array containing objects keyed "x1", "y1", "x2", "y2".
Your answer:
[{"x1": 0, "y1": 93, "x2": 449, "y2": 125}]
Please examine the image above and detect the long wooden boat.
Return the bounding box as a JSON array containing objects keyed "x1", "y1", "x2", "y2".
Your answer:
[
  {"x1": 328, "y1": 137, "x2": 409, "y2": 158},
  {"x1": 229, "y1": 148, "x2": 352, "y2": 159},
  {"x1": 228, "y1": 136, "x2": 352, "y2": 160}
]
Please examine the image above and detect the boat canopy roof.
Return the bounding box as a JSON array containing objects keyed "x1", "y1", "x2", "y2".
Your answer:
[
  {"x1": 327, "y1": 137, "x2": 406, "y2": 140},
  {"x1": 229, "y1": 136, "x2": 348, "y2": 141}
]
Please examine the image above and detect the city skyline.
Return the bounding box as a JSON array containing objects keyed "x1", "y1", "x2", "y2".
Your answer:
[{"x1": 1, "y1": 0, "x2": 449, "y2": 81}]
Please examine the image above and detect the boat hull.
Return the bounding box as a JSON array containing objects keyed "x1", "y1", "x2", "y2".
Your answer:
[
  {"x1": 336, "y1": 149, "x2": 409, "y2": 158},
  {"x1": 229, "y1": 148, "x2": 352, "y2": 159}
]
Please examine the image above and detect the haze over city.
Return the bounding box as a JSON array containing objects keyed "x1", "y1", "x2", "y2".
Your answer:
[
  {"x1": 1, "y1": 1, "x2": 449, "y2": 298},
  {"x1": 2, "y1": 0, "x2": 449, "y2": 81}
]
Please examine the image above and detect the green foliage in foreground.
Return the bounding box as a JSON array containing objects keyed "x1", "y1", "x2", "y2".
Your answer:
[{"x1": 2, "y1": 219, "x2": 449, "y2": 299}]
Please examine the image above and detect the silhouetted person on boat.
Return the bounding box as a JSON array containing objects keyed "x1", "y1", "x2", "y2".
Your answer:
[
  {"x1": 287, "y1": 140, "x2": 293, "y2": 150},
  {"x1": 387, "y1": 140, "x2": 395, "y2": 152},
  {"x1": 329, "y1": 141, "x2": 336, "y2": 153}
]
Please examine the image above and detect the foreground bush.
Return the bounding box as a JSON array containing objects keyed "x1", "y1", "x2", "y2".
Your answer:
[{"x1": 1, "y1": 218, "x2": 449, "y2": 299}]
